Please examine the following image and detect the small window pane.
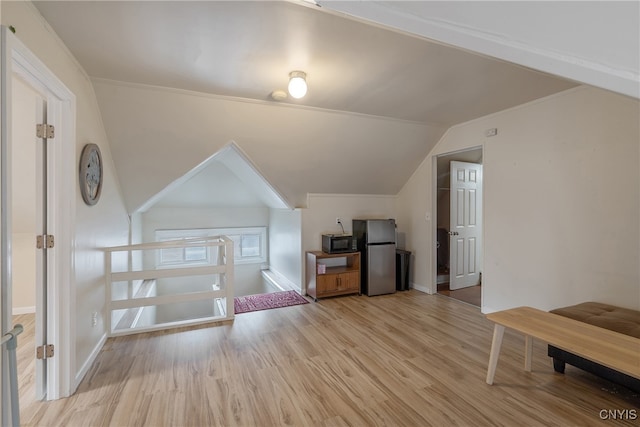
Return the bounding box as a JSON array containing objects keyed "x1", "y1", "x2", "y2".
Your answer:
[
  {"x1": 185, "y1": 246, "x2": 207, "y2": 261},
  {"x1": 160, "y1": 248, "x2": 183, "y2": 264},
  {"x1": 241, "y1": 234, "x2": 261, "y2": 257}
]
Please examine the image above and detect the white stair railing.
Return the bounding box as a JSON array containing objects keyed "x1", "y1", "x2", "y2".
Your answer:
[
  {"x1": 104, "y1": 236, "x2": 234, "y2": 336},
  {"x1": 1, "y1": 324, "x2": 24, "y2": 426}
]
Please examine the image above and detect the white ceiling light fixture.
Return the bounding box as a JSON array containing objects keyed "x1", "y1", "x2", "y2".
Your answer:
[{"x1": 288, "y1": 71, "x2": 307, "y2": 99}]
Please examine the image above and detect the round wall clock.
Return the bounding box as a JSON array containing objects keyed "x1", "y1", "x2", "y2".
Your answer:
[{"x1": 79, "y1": 143, "x2": 103, "y2": 206}]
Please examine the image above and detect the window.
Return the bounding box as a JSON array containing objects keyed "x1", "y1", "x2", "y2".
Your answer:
[
  {"x1": 215, "y1": 227, "x2": 267, "y2": 264},
  {"x1": 155, "y1": 229, "x2": 213, "y2": 268},
  {"x1": 241, "y1": 234, "x2": 261, "y2": 257},
  {"x1": 155, "y1": 227, "x2": 267, "y2": 267}
]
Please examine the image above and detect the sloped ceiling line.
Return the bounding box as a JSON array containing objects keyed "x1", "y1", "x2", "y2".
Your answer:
[
  {"x1": 215, "y1": 142, "x2": 293, "y2": 210},
  {"x1": 137, "y1": 141, "x2": 292, "y2": 213}
]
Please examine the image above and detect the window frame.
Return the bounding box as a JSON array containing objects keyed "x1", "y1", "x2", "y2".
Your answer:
[{"x1": 155, "y1": 227, "x2": 267, "y2": 268}]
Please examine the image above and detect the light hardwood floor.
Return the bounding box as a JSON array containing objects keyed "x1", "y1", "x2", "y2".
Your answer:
[{"x1": 14, "y1": 291, "x2": 640, "y2": 426}]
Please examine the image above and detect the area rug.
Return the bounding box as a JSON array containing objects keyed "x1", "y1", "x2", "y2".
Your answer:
[{"x1": 234, "y1": 290, "x2": 309, "y2": 314}]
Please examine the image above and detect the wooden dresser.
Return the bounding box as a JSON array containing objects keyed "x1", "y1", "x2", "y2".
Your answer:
[{"x1": 306, "y1": 251, "x2": 360, "y2": 301}]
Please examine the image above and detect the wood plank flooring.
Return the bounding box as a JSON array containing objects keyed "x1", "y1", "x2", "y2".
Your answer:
[{"x1": 14, "y1": 291, "x2": 640, "y2": 426}]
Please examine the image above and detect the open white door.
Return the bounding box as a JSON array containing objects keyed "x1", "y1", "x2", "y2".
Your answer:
[
  {"x1": 449, "y1": 161, "x2": 483, "y2": 290},
  {"x1": 11, "y1": 76, "x2": 50, "y2": 399}
]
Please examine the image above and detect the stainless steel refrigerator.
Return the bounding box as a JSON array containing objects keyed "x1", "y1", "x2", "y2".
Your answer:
[{"x1": 353, "y1": 219, "x2": 396, "y2": 296}]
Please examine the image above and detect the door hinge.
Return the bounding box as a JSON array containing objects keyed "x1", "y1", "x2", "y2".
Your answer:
[
  {"x1": 36, "y1": 235, "x2": 55, "y2": 249},
  {"x1": 36, "y1": 344, "x2": 54, "y2": 360},
  {"x1": 36, "y1": 123, "x2": 55, "y2": 139}
]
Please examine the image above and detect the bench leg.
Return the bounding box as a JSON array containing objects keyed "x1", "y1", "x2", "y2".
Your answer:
[
  {"x1": 486, "y1": 324, "x2": 505, "y2": 385},
  {"x1": 525, "y1": 335, "x2": 533, "y2": 372},
  {"x1": 552, "y1": 358, "x2": 566, "y2": 374}
]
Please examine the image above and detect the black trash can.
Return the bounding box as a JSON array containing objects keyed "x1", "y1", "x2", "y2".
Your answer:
[{"x1": 396, "y1": 249, "x2": 411, "y2": 291}]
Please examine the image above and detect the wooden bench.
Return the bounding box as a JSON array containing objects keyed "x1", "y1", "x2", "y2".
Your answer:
[{"x1": 485, "y1": 306, "x2": 640, "y2": 385}]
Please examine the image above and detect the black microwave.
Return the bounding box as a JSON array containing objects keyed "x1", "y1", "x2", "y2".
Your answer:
[{"x1": 322, "y1": 234, "x2": 357, "y2": 254}]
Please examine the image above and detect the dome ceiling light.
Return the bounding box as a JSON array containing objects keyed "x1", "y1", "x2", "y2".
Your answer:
[{"x1": 288, "y1": 71, "x2": 307, "y2": 99}]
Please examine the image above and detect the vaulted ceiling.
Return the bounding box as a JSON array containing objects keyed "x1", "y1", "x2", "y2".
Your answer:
[{"x1": 33, "y1": 1, "x2": 578, "y2": 211}]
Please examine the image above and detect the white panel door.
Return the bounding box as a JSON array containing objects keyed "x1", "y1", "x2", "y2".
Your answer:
[
  {"x1": 12, "y1": 77, "x2": 49, "y2": 400},
  {"x1": 449, "y1": 161, "x2": 483, "y2": 290}
]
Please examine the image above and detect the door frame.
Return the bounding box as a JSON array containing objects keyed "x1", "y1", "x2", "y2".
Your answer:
[
  {"x1": 430, "y1": 146, "x2": 484, "y2": 301},
  {"x1": 1, "y1": 26, "x2": 76, "y2": 400}
]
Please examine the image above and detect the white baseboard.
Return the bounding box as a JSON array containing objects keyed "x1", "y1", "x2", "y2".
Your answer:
[
  {"x1": 263, "y1": 267, "x2": 302, "y2": 294},
  {"x1": 261, "y1": 270, "x2": 285, "y2": 292},
  {"x1": 74, "y1": 332, "x2": 107, "y2": 391},
  {"x1": 13, "y1": 306, "x2": 36, "y2": 315}
]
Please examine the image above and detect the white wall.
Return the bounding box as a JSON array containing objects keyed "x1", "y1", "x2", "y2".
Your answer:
[
  {"x1": 11, "y1": 235, "x2": 35, "y2": 313},
  {"x1": 325, "y1": 1, "x2": 639, "y2": 99},
  {"x1": 269, "y1": 208, "x2": 302, "y2": 292},
  {"x1": 397, "y1": 86, "x2": 640, "y2": 312},
  {"x1": 2, "y1": 2, "x2": 130, "y2": 388},
  {"x1": 395, "y1": 165, "x2": 432, "y2": 294},
  {"x1": 301, "y1": 193, "x2": 397, "y2": 293},
  {"x1": 129, "y1": 212, "x2": 143, "y2": 272},
  {"x1": 141, "y1": 207, "x2": 269, "y2": 243}
]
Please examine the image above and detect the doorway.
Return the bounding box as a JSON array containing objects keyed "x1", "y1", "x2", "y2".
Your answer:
[
  {"x1": 1, "y1": 27, "x2": 76, "y2": 414},
  {"x1": 11, "y1": 75, "x2": 44, "y2": 405},
  {"x1": 434, "y1": 147, "x2": 483, "y2": 307}
]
